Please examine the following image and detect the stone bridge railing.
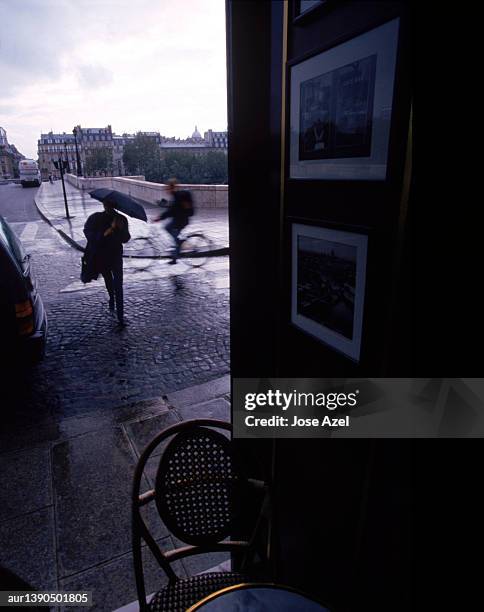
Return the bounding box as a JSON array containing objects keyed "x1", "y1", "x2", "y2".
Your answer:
[{"x1": 65, "y1": 174, "x2": 228, "y2": 208}]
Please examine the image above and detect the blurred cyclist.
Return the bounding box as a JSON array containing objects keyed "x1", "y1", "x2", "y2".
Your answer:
[{"x1": 153, "y1": 178, "x2": 194, "y2": 264}]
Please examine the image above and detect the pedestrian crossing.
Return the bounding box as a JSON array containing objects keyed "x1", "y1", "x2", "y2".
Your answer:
[
  {"x1": 19, "y1": 222, "x2": 39, "y2": 242},
  {"x1": 59, "y1": 258, "x2": 230, "y2": 293},
  {"x1": 8, "y1": 220, "x2": 67, "y2": 254},
  {"x1": 6, "y1": 220, "x2": 230, "y2": 295}
]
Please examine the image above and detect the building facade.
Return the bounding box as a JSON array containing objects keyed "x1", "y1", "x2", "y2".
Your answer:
[
  {"x1": 203, "y1": 129, "x2": 228, "y2": 149},
  {"x1": 0, "y1": 127, "x2": 25, "y2": 179},
  {"x1": 75, "y1": 125, "x2": 114, "y2": 177},
  {"x1": 159, "y1": 126, "x2": 228, "y2": 157},
  {"x1": 38, "y1": 125, "x2": 228, "y2": 178},
  {"x1": 38, "y1": 132, "x2": 77, "y2": 180}
]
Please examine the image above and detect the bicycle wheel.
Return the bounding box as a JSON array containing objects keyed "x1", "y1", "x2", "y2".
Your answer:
[{"x1": 179, "y1": 233, "x2": 213, "y2": 267}]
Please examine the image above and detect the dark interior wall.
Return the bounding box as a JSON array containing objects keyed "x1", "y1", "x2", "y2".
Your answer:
[
  {"x1": 226, "y1": 2, "x2": 414, "y2": 610},
  {"x1": 280, "y1": 1, "x2": 413, "y2": 377},
  {"x1": 273, "y1": 438, "x2": 414, "y2": 611},
  {"x1": 225, "y1": 0, "x2": 285, "y2": 548},
  {"x1": 226, "y1": 0, "x2": 284, "y2": 377},
  {"x1": 227, "y1": 0, "x2": 414, "y2": 378}
]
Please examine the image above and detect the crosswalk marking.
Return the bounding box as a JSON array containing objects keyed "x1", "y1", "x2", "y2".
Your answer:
[
  {"x1": 19, "y1": 222, "x2": 39, "y2": 242},
  {"x1": 60, "y1": 259, "x2": 230, "y2": 293}
]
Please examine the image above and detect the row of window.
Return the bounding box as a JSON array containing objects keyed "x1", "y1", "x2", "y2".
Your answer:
[
  {"x1": 40, "y1": 136, "x2": 227, "y2": 147},
  {"x1": 80, "y1": 134, "x2": 112, "y2": 142},
  {"x1": 39, "y1": 146, "x2": 75, "y2": 151},
  {"x1": 40, "y1": 158, "x2": 76, "y2": 164},
  {"x1": 40, "y1": 140, "x2": 75, "y2": 145},
  {"x1": 38, "y1": 143, "x2": 227, "y2": 157}
]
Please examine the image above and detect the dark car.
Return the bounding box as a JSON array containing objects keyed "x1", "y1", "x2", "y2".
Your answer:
[{"x1": 0, "y1": 215, "x2": 47, "y2": 361}]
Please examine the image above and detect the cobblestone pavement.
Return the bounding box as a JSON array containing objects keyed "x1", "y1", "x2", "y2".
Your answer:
[
  {"x1": 2, "y1": 212, "x2": 230, "y2": 429},
  {"x1": 35, "y1": 180, "x2": 229, "y2": 257},
  {"x1": 0, "y1": 184, "x2": 231, "y2": 609}
]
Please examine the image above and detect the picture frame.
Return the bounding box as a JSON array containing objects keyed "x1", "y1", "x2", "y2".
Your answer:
[
  {"x1": 295, "y1": 1, "x2": 327, "y2": 19},
  {"x1": 293, "y1": 1, "x2": 334, "y2": 25},
  {"x1": 289, "y1": 18, "x2": 400, "y2": 180},
  {"x1": 291, "y1": 222, "x2": 368, "y2": 361}
]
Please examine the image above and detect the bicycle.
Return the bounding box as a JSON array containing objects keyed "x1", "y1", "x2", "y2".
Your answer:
[
  {"x1": 132, "y1": 201, "x2": 213, "y2": 268},
  {"x1": 154, "y1": 198, "x2": 214, "y2": 267},
  {"x1": 175, "y1": 229, "x2": 213, "y2": 268}
]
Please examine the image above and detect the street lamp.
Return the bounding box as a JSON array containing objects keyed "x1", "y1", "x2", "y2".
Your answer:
[
  {"x1": 52, "y1": 157, "x2": 70, "y2": 218},
  {"x1": 72, "y1": 127, "x2": 82, "y2": 177},
  {"x1": 63, "y1": 141, "x2": 71, "y2": 174}
]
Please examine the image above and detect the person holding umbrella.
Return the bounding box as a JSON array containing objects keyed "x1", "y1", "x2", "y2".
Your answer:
[
  {"x1": 84, "y1": 189, "x2": 147, "y2": 326},
  {"x1": 83, "y1": 194, "x2": 133, "y2": 326}
]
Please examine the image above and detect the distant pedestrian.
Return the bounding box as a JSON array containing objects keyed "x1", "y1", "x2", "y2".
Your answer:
[
  {"x1": 83, "y1": 200, "x2": 131, "y2": 326},
  {"x1": 49, "y1": 174, "x2": 53, "y2": 184},
  {"x1": 153, "y1": 178, "x2": 194, "y2": 264}
]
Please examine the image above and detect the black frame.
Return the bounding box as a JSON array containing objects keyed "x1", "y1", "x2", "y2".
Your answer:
[
  {"x1": 278, "y1": 4, "x2": 412, "y2": 374},
  {"x1": 287, "y1": 16, "x2": 401, "y2": 182},
  {"x1": 289, "y1": 217, "x2": 371, "y2": 363},
  {"x1": 297, "y1": 53, "x2": 377, "y2": 162},
  {"x1": 293, "y1": 0, "x2": 333, "y2": 25}
]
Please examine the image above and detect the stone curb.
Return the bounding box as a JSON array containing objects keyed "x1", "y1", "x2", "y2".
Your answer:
[
  {"x1": 34, "y1": 190, "x2": 229, "y2": 260},
  {"x1": 163, "y1": 374, "x2": 231, "y2": 410}
]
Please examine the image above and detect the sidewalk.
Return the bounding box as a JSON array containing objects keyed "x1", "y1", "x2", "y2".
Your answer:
[
  {"x1": 34, "y1": 181, "x2": 229, "y2": 258},
  {"x1": 0, "y1": 375, "x2": 231, "y2": 611}
]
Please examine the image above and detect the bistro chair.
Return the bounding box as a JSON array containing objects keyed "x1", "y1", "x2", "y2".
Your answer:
[{"x1": 132, "y1": 419, "x2": 271, "y2": 611}]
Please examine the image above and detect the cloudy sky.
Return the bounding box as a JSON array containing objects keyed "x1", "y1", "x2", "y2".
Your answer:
[{"x1": 0, "y1": 0, "x2": 227, "y2": 159}]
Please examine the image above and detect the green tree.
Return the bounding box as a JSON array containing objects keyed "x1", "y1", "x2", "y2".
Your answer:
[
  {"x1": 123, "y1": 134, "x2": 228, "y2": 184},
  {"x1": 84, "y1": 148, "x2": 113, "y2": 176},
  {"x1": 202, "y1": 151, "x2": 228, "y2": 184},
  {"x1": 123, "y1": 133, "x2": 162, "y2": 182},
  {"x1": 159, "y1": 150, "x2": 227, "y2": 184}
]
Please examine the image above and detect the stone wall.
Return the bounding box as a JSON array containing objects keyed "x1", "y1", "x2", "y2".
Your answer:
[
  {"x1": 65, "y1": 174, "x2": 228, "y2": 208},
  {"x1": 65, "y1": 174, "x2": 145, "y2": 190}
]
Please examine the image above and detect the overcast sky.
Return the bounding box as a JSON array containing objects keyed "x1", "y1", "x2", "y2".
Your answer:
[{"x1": 0, "y1": 0, "x2": 227, "y2": 159}]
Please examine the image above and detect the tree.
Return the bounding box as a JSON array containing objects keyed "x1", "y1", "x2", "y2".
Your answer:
[
  {"x1": 123, "y1": 133, "x2": 228, "y2": 184},
  {"x1": 201, "y1": 151, "x2": 228, "y2": 184},
  {"x1": 84, "y1": 148, "x2": 113, "y2": 176},
  {"x1": 158, "y1": 150, "x2": 227, "y2": 184},
  {"x1": 123, "y1": 133, "x2": 161, "y2": 181}
]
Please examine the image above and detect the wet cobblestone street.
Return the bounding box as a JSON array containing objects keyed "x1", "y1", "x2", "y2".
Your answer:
[
  {"x1": 2, "y1": 184, "x2": 229, "y2": 435},
  {"x1": 0, "y1": 184, "x2": 231, "y2": 608}
]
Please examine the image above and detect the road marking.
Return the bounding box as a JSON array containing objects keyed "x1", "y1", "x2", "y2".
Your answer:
[
  {"x1": 20, "y1": 222, "x2": 39, "y2": 242},
  {"x1": 59, "y1": 259, "x2": 230, "y2": 293}
]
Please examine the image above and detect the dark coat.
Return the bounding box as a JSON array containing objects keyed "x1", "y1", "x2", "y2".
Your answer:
[
  {"x1": 160, "y1": 190, "x2": 194, "y2": 229},
  {"x1": 81, "y1": 211, "x2": 130, "y2": 283}
]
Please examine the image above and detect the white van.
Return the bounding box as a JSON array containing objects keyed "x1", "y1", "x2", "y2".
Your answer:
[{"x1": 19, "y1": 159, "x2": 41, "y2": 187}]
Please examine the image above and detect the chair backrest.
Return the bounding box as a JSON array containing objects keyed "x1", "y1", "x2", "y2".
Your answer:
[
  {"x1": 132, "y1": 419, "x2": 261, "y2": 607},
  {"x1": 154, "y1": 425, "x2": 245, "y2": 546}
]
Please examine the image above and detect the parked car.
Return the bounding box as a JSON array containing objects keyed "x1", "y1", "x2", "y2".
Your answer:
[{"x1": 0, "y1": 215, "x2": 47, "y2": 361}]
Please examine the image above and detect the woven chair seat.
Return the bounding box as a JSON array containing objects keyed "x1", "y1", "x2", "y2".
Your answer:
[
  {"x1": 155, "y1": 427, "x2": 243, "y2": 546},
  {"x1": 148, "y1": 571, "x2": 248, "y2": 611}
]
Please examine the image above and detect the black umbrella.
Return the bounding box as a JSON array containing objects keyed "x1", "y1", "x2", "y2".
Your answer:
[{"x1": 89, "y1": 188, "x2": 148, "y2": 222}]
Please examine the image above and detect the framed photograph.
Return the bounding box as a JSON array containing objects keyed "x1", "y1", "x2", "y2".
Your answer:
[
  {"x1": 289, "y1": 18, "x2": 400, "y2": 180},
  {"x1": 291, "y1": 223, "x2": 368, "y2": 361}
]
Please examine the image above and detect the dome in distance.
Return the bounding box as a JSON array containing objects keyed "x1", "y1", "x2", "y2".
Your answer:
[{"x1": 192, "y1": 125, "x2": 202, "y2": 139}]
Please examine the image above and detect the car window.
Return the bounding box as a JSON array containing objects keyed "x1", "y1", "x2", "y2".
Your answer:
[{"x1": 0, "y1": 218, "x2": 27, "y2": 269}]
